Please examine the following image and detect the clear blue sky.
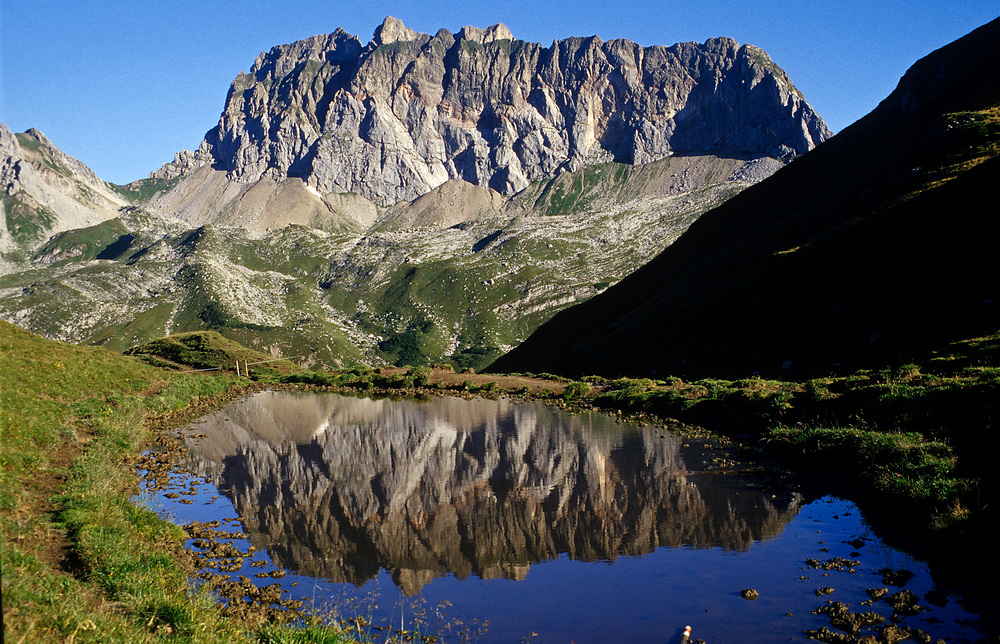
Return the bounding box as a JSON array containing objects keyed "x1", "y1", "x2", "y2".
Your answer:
[{"x1": 2, "y1": 1, "x2": 997, "y2": 184}]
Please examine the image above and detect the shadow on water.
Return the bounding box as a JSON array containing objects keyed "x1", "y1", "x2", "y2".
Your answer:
[{"x1": 137, "y1": 391, "x2": 992, "y2": 642}]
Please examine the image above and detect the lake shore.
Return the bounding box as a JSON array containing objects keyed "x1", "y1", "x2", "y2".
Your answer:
[{"x1": 3, "y1": 322, "x2": 997, "y2": 641}]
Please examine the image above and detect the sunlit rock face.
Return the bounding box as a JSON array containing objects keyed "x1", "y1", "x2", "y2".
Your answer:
[
  {"x1": 180, "y1": 392, "x2": 801, "y2": 594},
  {"x1": 162, "y1": 16, "x2": 830, "y2": 205},
  {"x1": 0, "y1": 125, "x2": 128, "y2": 260}
]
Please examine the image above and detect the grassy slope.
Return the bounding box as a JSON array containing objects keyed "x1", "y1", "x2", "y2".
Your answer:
[
  {"x1": 124, "y1": 330, "x2": 299, "y2": 373},
  {"x1": 0, "y1": 322, "x2": 348, "y2": 643}
]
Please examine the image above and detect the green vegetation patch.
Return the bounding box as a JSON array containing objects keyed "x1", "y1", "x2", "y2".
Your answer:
[
  {"x1": 531, "y1": 162, "x2": 629, "y2": 216},
  {"x1": 110, "y1": 176, "x2": 183, "y2": 204},
  {"x1": 562, "y1": 380, "x2": 590, "y2": 401},
  {"x1": 379, "y1": 322, "x2": 434, "y2": 367},
  {"x1": 3, "y1": 193, "x2": 58, "y2": 244},
  {"x1": 125, "y1": 330, "x2": 297, "y2": 374},
  {"x1": 31, "y1": 217, "x2": 131, "y2": 264},
  {"x1": 940, "y1": 108, "x2": 1000, "y2": 161},
  {"x1": 592, "y1": 375, "x2": 797, "y2": 431},
  {"x1": 765, "y1": 426, "x2": 966, "y2": 515},
  {"x1": 282, "y1": 366, "x2": 431, "y2": 391},
  {"x1": 254, "y1": 623, "x2": 351, "y2": 643}
]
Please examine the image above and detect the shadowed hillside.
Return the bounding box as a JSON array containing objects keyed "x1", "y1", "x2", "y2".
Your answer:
[{"x1": 490, "y1": 18, "x2": 1000, "y2": 380}]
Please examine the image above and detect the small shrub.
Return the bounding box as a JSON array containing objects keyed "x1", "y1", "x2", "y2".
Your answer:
[
  {"x1": 282, "y1": 371, "x2": 336, "y2": 387},
  {"x1": 410, "y1": 366, "x2": 432, "y2": 387},
  {"x1": 563, "y1": 380, "x2": 590, "y2": 401},
  {"x1": 609, "y1": 377, "x2": 655, "y2": 391}
]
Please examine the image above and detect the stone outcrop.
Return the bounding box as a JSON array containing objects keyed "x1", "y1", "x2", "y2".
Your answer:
[
  {"x1": 147, "y1": 143, "x2": 214, "y2": 181},
  {"x1": 159, "y1": 16, "x2": 830, "y2": 204}
]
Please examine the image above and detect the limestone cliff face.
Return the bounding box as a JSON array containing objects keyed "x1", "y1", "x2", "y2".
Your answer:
[{"x1": 166, "y1": 16, "x2": 830, "y2": 204}]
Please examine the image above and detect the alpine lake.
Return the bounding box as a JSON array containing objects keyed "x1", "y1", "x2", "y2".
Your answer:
[{"x1": 136, "y1": 390, "x2": 990, "y2": 643}]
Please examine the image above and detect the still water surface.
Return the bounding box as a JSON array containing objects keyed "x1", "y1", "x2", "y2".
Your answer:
[{"x1": 138, "y1": 391, "x2": 987, "y2": 642}]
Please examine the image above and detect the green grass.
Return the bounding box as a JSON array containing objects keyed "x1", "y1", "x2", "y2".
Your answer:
[
  {"x1": 110, "y1": 176, "x2": 183, "y2": 204},
  {"x1": 527, "y1": 162, "x2": 630, "y2": 216},
  {"x1": 31, "y1": 216, "x2": 131, "y2": 263},
  {"x1": 3, "y1": 193, "x2": 58, "y2": 244},
  {"x1": 323, "y1": 256, "x2": 526, "y2": 370},
  {"x1": 765, "y1": 426, "x2": 966, "y2": 511},
  {"x1": 561, "y1": 380, "x2": 590, "y2": 401},
  {"x1": 580, "y1": 332, "x2": 999, "y2": 540},
  {"x1": 0, "y1": 321, "x2": 243, "y2": 641},
  {"x1": 125, "y1": 331, "x2": 298, "y2": 374},
  {"x1": 253, "y1": 623, "x2": 351, "y2": 643},
  {"x1": 0, "y1": 321, "x2": 358, "y2": 642}
]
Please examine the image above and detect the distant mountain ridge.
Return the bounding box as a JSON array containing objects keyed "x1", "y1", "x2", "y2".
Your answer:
[
  {"x1": 153, "y1": 15, "x2": 829, "y2": 208},
  {"x1": 490, "y1": 18, "x2": 1000, "y2": 379}
]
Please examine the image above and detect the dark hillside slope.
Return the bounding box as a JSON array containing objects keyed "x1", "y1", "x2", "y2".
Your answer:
[{"x1": 490, "y1": 19, "x2": 1000, "y2": 379}]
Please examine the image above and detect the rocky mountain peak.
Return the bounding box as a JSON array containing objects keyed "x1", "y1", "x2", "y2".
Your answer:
[
  {"x1": 372, "y1": 15, "x2": 420, "y2": 46},
  {"x1": 1, "y1": 124, "x2": 127, "y2": 255},
  {"x1": 456, "y1": 22, "x2": 514, "y2": 44},
  {"x1": 154, "y1": 19, "x2": 830, "y2": 206}
]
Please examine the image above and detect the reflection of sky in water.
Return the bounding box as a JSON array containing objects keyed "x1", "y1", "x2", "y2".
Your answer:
[{"x1": 136, "y1": 392, "x2": 989, "y2": 643}]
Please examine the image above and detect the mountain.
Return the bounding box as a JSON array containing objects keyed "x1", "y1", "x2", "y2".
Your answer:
[
  {"x1": 0, "y1": 152, "x2": 764, "y2": 368},
  {"x1": 490, "y1": 19, "x2": 1000, "y2": 379},
  {"x1": 0, "y1": 19, "x2": 829, "y2": 370},
  {"x1": 147, "y1": 15, "x2": 828, "y2": 221},
  {"x1": 0, "y1": 125, "x2": 132, "y2": 269}
]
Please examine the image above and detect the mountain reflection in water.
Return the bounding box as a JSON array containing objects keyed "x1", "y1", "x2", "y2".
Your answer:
[{"x1": 179, "y1": 391, "x2": 801, "y2": 594}]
